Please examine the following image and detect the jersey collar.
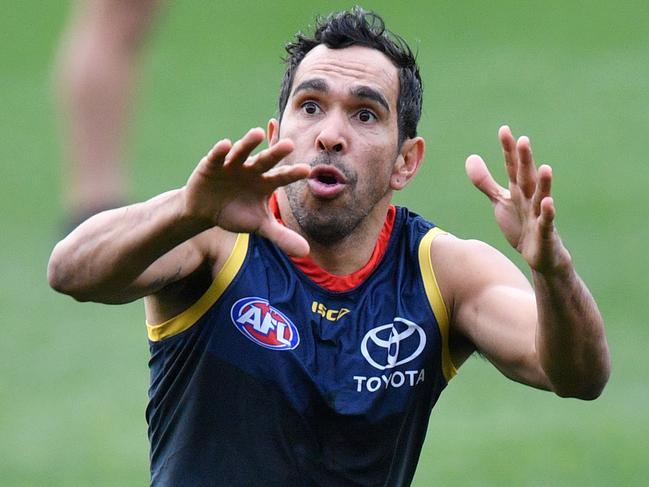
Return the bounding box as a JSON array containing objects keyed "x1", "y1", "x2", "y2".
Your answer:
[{"x1": 268, "y1": 192, "x2": 396, "y2": 292}]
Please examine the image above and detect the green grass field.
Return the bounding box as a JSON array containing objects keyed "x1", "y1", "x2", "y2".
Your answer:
[{"x1": 2, "y1": 1, "x2": 648, "y2": 485}]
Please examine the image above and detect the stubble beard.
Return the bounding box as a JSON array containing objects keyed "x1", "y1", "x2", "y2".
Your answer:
[{"x1": 283, "y1": 153, "x2": 393, "y2": 246}]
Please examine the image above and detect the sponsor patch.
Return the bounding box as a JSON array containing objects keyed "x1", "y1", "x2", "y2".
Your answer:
[{"x1": 361, "y1": 317, "x2": 426, "y2": 370}]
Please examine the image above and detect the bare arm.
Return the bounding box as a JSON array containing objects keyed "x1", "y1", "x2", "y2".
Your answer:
[
  {"x1": 531, "y1": 260, "x2": 609, "y2": 399},
  {"x1": 48, "y1": 189, "x2": 204, "y2": 303},
  {"x1": 48, "y1": 128, "x2": 311, "y2": 304},
  {"x1": 442, "y1": 126, "x2": 610, "y2": 399}
]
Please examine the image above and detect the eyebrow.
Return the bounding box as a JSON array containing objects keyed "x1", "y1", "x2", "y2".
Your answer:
[
  {"x1": 292, "y1": 78, "x2": 391, "y2": 113},
  {"x1": 292, "y1": 78, "x2": 329, "y2": 97},
  {"x1": 351, "y1": 86, "x2": 390, "y2": 113}
]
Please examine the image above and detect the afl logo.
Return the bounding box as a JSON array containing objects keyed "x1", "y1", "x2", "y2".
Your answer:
[
  {"x1": 230, "y1": 297, "x2": 299, "y2": 350},
  {"x1": 361, "y1": 317, "x2": 426, "y2": 370}
]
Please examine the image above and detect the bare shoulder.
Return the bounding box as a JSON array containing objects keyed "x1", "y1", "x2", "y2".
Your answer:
[
  {"x1": 428, "y1": 234, "x2": 534, "y2": 367},
  {"x1": 144, "y1": 228, "x2": 239, "y2": 324},
  {"x1": 430, "y1": 234, "x2": 530, "y2": 303},
  {"x1": 199, "y1": 227, "x2": 240, "y2": 269}
]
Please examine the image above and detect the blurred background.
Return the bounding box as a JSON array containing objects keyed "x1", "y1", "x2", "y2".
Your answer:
[{"x1": 1, "y1": 0, "x2": 647, "y2": 485}]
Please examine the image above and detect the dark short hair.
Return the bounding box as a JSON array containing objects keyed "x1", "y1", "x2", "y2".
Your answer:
[{"x1": 278, "y1": 7, "x2": 422, "y2": 146}]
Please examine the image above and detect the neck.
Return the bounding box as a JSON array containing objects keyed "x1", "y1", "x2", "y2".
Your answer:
[{"x1": 276, "y1": 191, "x2": 392, "y2": 276}]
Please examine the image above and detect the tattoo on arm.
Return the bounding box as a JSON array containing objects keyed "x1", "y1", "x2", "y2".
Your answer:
[{"x1": 146, "y1": 266, "x2": 183, "y2": 294}]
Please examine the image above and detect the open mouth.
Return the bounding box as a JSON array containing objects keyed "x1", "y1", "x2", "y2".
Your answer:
[
  {"x1": 318, "y1": 173, "x2": 338, "y2": 185},
  {"x1": 310, "y1": 166, "x2": 347, "y2": 185},
  {"x1": 307, "y1": 165, "x2": 348, "y2": 199}
]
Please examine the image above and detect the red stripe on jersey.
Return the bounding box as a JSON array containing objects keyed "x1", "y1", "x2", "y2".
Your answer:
[{"x1": 268, "y1": 193, "x2": 396, "y2": 292}]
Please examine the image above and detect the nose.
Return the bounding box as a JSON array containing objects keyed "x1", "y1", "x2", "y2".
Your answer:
[{"x1": 315, "y1": 113, "x2": 347, "y2": 153}]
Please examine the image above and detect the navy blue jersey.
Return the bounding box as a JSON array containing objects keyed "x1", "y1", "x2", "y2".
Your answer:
[{"x1": 145, "y1": 207, "x2": 456, "y2": 486}]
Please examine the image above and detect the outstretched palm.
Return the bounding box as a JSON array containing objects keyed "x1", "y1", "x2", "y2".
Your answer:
[
  {"x1": 185, "y1": 128, "x2": 311, "y2": 256},
  {"x1": 465, "y1": 126, "x2": 571, "y2": 274}
]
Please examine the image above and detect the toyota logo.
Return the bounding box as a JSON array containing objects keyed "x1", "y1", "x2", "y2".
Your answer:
[{"x1": 361, "y1": 318, "x2": 426, "y2": 370}]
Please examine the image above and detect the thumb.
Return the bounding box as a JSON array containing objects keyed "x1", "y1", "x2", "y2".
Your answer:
[
  {"x1": 465, "y1": 154, "x2": 503, "y2": 203},
  {"x1": 258, "y1": 219, "x2": 310, "y2": 257}
]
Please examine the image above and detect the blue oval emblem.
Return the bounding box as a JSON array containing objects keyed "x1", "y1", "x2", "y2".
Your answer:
[{"x1": 230, "y1": 297, "x2": 300, "y2": 350}]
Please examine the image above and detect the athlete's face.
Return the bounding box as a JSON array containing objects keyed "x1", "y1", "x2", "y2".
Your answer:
[{"x1": 269, "y1": 45, "x2": 413, "y2": 245}]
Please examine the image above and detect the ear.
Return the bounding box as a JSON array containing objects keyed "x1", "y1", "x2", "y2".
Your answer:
[
  {"x1": 267, "y1": 118, "x2": 280, "y2": 146},
  {"x1": 390, "y1": 136, "x2": 425, "y2": 190}
]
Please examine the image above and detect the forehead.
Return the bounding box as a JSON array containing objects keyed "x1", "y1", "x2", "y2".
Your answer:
[{"x1": 292, "y1": 45, "x2": 399, "y2": 104}]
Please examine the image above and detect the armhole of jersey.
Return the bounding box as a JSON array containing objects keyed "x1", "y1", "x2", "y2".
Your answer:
[
  {"x1": 418, "y1": 227, "x2": 458, "y2": 382},
  {"x1": 146, "y1": 233, "x2": 250, "y2": 342}
]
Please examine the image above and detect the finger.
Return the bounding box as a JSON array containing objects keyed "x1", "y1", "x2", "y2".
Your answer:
[
  {"x1": 538, "y1": 196, "x2": 556, "y2": 238},
  {"x1": 532, "y1": 164, "x2": 552, "y2": 216},
  {"x1": 262, "y1": 163, "x2": 311, "y2": 187},
  {"x1": 196, "y1": 139, "x2": 232, "y2": 176},
  {"x1": 499, "y1": 125, "x2": 518, "y2": 184},
  {"x1": 245, "y1": 138, "x2": 295, "y2": 173},
  {"x1": 206, "y1": 139, "x2": 232, "y2": 163},
  {"x1": 516, "y1": 135, "x2": 537, "y2": 199},
  {"x1": 258, "y1": 219, "x2": 310, "y2": 257},
  {"x1": 465, "y1": 154, "x2": 507, "y2": 203},
  {"x1": 223, "y1": 128, "x2": 265, "y2": 167}
]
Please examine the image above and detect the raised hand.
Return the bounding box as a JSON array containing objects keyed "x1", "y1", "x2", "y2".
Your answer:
[
  {"x1": 184, "y1": 127, "x2": 311, "y2": 256},
  {"x1": 465, "y1": 125, "x2": 572, "y2": 274}
]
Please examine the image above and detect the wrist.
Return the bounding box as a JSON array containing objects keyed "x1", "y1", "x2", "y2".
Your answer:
[
  {"x1": 176, "y1": 186, "x2": 220, "y2": 232},
  {"x1": 531, "y1": 251, "x2": 574, "y2": 283}
]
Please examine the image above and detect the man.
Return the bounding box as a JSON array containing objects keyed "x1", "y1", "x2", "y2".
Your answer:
[{"x1": 48, "y1": 8, "x2": 610, "y2": 487}]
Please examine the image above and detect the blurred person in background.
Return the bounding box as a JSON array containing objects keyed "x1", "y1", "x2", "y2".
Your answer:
[{"x1": 54, "y1": 0, "x2": 159, "y2": 225}]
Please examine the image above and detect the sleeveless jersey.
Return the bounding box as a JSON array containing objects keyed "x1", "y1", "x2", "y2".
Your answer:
[{"x1": 145, "y1": 207, "x2": 457, "y2": 486}]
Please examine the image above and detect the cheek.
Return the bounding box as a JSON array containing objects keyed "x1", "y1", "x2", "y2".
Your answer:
[
  {"x1": 366, "y1": 142, "x2": 397, "y2": 175},
  {"x1": 280, "y1": 119, "x2": 315, "y2": 147},
  {"x1": 358, "y1": 150, "x2": 394, "y2": 193}
]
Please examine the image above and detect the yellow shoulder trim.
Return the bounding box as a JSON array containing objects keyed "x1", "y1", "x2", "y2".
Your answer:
[
  {"x1": 146, "y1": 233, "x2": 250, "y2": 342},
  {"x1": 418, "y1": 227, "x2": 457, "y2": 382}
]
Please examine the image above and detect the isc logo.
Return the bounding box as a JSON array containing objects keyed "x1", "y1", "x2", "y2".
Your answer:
[
  {"x1": 230, "y1": 297, "x2": 300, "y2": 350},
  {"x1": 312, "y1": 301, "x2": 350, "y2": 322}
]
